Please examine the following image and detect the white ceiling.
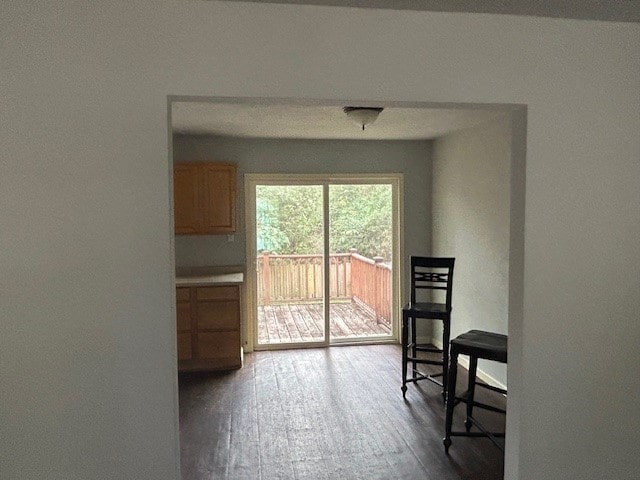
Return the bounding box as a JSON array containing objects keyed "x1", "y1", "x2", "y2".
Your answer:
[{"x1": 171, "y1": 102, "x2": 507, "y2": 140}]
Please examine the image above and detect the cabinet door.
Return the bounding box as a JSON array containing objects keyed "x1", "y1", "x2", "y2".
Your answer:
[
  {"x1": 176, "y1": 287, "x2": 193, "y2": 361},
  {"x1": 176, "y1": 301, "x2": 192, "y2": 332},
  {"x1": 174, "y1": 164, "x2": 200, "y2": 234},
  {"x1": 196, "y1": 300, "x2": 239, "y2": 330},
  {"x1": 177, "y1": 333, "x2": 193, "y2": 361},
  {"x1": 196, "y1": 331, "x2": 241, "y2": 367},
  {"x1": 177, "y1": 285, "x2": 243, "y2": 371},
  {"x1": 202, "y1": 164, "x2": 236, "y2": 233}
]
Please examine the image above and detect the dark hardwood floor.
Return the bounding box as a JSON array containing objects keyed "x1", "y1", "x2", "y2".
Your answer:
[{"x1": 179, "y1": 344, "x2": 505, "y2": 480}]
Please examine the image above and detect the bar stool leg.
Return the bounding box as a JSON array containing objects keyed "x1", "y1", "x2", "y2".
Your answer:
[
  {"x1": 410, "y1": 317, "x2": 417, "y2": 381},
  {"x1": 401, "y1": 311, "x2": 409, "y2": 397},
  {"x1": 442, "y1": 317, "x2": 451, "y2": 400},
  {"x1": 443, "y1": 350, "x2": 459, "y2": 453},
  {"x1": 465, "y1": 355, "x2": 478, "y2": 431}
]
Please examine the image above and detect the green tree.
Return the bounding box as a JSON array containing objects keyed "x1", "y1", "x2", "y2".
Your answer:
[
  {"x1": 256, "y1": 185, "x2": 323, "y2": 254},
  {"x1": 256, "y1": 184, "x2": 392, "y2": 261},
  {"x1": 329, "y1": 184, "x2": 392, "y2": 260}
]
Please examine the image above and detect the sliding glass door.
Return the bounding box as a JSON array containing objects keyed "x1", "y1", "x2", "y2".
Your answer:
[{"x1": 246, "y1": 174, "x2": 402, "y2": 350}]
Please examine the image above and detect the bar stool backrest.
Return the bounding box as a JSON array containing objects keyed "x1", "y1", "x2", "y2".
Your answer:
[{"x1": 410, "y1": 256, "x2": 455, "y2": 310}]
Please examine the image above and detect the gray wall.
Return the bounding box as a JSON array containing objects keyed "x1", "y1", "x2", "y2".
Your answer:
[
  {"x1": 431, "y1": 115, "x2": 511, "y2": 387},
  {"x1": 173, "y1": 135, "x2": 432, "y2": 288},
  {"x1": 2, "y1": 2, "x2": 639, "y2": 479}
]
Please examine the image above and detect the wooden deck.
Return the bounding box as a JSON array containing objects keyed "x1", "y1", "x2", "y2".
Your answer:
[{"x1": 258, "y1": 301, "x2": 392, "y2": 344}]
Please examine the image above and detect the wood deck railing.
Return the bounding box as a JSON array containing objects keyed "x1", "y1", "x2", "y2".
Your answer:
[
  {"x1": 350, "y1": 251, "x2": 392, "y2": 324},
  {"x1": 257, "y1": 250, "x2": 391, "y2": 324}
]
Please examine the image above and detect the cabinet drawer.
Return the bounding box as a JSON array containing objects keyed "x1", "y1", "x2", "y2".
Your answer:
[
  {"x1": 196, "y1": 286, "x2": 239, "y2": 301},
  {"x1": 176, "y1": 302, "x2": 192, "y2": 332},
  {"x1": 176, "y1": 287, "x2": 191, "y2": 302},
  {"x1": 196, "y1": 331, "x2": 240, "y2": 361},
  {"x1": 177, "y1": 333, "x2": 192, "y2": 361},
  {"x1": 196, "y1": 301, "x2": 239, "y2": 330}
]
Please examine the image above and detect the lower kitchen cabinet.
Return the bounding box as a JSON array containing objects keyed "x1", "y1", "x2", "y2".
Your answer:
[{"x1": 176, "y1": 284, "x2": 242, "y2": 371}]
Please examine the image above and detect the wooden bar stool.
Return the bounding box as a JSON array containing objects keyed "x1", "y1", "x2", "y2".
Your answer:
[
  {"x1": 401, "y1": 256, "x2": 455, "y2": 398},
  {"x1": 443, "y1": 330, "x2": 507, "y2": 453}
]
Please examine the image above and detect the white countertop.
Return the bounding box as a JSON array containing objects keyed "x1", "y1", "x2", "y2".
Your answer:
[
  {"x1": 175, "y1": 266, "x2": 244, "y2": 287},
  {"x1": 175, "y1": 272, "x2": 244, "y2": 286}
]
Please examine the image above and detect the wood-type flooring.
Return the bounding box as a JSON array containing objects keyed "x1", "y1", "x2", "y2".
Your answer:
[{"x1": 179, "y1": 344, "x2": 505, "y2": 479}]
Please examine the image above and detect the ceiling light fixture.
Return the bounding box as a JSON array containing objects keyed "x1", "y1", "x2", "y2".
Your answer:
[{"x1": 343, "y1": 106, "x2": 384, "y2": 131}]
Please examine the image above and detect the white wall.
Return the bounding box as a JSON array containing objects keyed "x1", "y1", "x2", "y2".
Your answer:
[
  {"x1": 431, "y1": 115, "x2": 511, "y2": 387},
  {"x1": 172, "y1": 135, "x2": 431, "y2": 275},
  {"x1": 2, "y1": 2, "x2": 639, "y2": 479}
]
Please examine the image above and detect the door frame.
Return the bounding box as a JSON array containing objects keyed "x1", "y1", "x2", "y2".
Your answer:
[{"x1": 244, "y1": 173, "x2": 404, "y2": 352}]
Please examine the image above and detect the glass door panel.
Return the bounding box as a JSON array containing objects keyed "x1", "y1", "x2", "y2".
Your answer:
[
  {"x1": 328, "y1": 184, "x2": 394, "y2": 342},
  {"x1": 255, "y1": 185, "x2": 326, "y2": 346}
]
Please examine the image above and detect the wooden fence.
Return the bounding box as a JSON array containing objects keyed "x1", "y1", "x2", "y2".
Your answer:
[{"x1": 257, "y1": 250, "x2": 391, "y2": 324}]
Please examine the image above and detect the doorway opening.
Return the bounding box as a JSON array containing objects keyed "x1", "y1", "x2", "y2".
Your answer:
[
  {"x1": 245, "y1": 174, "x2": 402, "y2": 350},
  {"x1": 171, "y1": 97, "x2": 527, "y2": 479}
]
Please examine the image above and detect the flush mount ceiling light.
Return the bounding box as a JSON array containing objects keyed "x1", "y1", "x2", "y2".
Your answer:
[{"x1": 343, "y1": 106, "x2": 384, "y2": 131}]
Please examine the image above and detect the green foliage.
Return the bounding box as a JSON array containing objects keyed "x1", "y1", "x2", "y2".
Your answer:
[
  {"x1": 329, "y1": 184, "x2": 392, "y2": 260},
  {"x1": 256, "y1": 184, "x2": 392, "y2": 260},
  {"x1": 256, "y1": 185, "x2": 323, "y2": 254}
]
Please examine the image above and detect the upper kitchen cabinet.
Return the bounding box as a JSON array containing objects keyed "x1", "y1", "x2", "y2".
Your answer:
[
  {"x1": 173, "y1": 162, "x2": 237, "y2": 235},
  {"x1": 174, "y1": 164, "x2": 200, "y2": 234}
]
